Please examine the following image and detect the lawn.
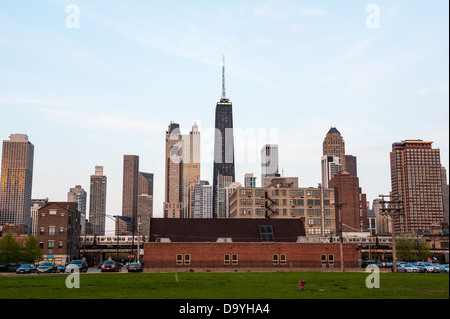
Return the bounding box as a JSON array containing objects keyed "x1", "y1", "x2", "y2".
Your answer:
[{"x1": 0, "y1": 271, "x2": 448, "y2": 300}]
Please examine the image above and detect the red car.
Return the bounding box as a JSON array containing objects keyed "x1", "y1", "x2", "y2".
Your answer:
[{"x1": 101, "y1": 260, "x2": 120, "y2": 272}]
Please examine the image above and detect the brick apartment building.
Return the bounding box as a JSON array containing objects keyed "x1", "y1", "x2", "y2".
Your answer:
[
  {"x1": 329, "y1": 171, "x2": 368, "y2": 233},
  {"x1": 143, "y1": 218, "x2": 360, "y2": 270},
  {"x1": 36, "y1": 202, "x2": 81, "y2": 265}
]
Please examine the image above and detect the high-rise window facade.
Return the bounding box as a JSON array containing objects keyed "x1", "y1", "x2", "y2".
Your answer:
[
  {"x1": 390, "y1": 140, "x2": 444, "y2": 233},
  {"x1": 89, "y1": 166, "x2": 107, "y2": 235},
  {"x1": 0, "y1": 134, "x2": 34, "y2": 231}
]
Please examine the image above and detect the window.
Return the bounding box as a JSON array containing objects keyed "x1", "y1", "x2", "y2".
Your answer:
[
  {"x1": 59, "y1": 227, "x2": 64, "y2": 235},
  {"x1": 40, "y1": 227, "x2": 45, "y2": 235},
  {"x1": 176, "y1": 254, "x2": 191, "y2": 265},
  {"x1": 48, "y1": 226, "x2": 55, "y2": 235},
  {"x1": 259, "y1": 225, "x2": 275, "y2": 242},
  {"x1": 273, "y1": 254, "x2": 279, "y2": 265},
  {"x1": 232, "y1": 254, "x2": 238, "y2": 265},
  {"x1": 272, "y1": 254, "x2": 287, "y2": 265},
  {"x1": 224, "y1": 254, "x2": 230, "y2": 265},
  {"x1": 328, "y1": 255, "x2": 334, "y2": 265},
  {"x1": 58, "y1": 241, "x2": 63, "y2": 249},
  {"x1": 49, "y1": 209, "x2": 57, "y2": 215},
  {"x1": 48, "y1": 241, "x2": 55, "y2": 249},
  {"x1": 321, "y1": 254, "x2": 327, "y2": 266}
]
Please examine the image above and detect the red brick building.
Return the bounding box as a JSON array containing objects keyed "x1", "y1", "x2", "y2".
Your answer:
[
  {"x1": 143, "y1": 218, "x2": 360, "y2": 270},
  {"x1": 329, "y1": 171, "x2": 367, "y2": 233},
  {"x1": 36, "y1": 202, "x2": 81, "y2": 265}
]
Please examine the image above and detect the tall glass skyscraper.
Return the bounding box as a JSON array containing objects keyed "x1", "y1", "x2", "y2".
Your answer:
[
  {"x1": 213, "y1": 57, "x2": 235, "y2": 218},
  {"x1": 0, "y1": 134, "x2": 34, "y2": 231}
]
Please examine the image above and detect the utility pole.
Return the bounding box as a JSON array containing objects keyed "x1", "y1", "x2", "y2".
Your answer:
[
  {"x1": 335, "y1": 201, "x2": 347, "y2": 272},
  {"x1": 378, "y1": 194, "x2": 403, "y2": 273}
]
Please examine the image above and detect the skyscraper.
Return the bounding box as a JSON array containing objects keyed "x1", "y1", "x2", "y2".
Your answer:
[
  {"x1": 244, "y1": 173, "x2": 257, "y2": 188},
  {"x1": 323, "y1": 127, "x2": 346, "y2": 171},
  {"x1": 164, "y1": 122, "x2": 183, "y2": 218},
  {"x1": 68, "y1": 185, "x2": 87, "y2": 234},
  {"x1": 345, "y1": 155, "x2": 358, "y2": 178},
  {"x1": 261, "y1": 144, "x2": 279, "y2": 179},
  {"x1": 0, "y1": 134, "x2": 34, "y2": 231},
  {"x1": 138, "y1": 172, "x2": 154, "y2": 196},
  {"x1": 193, "y1": 180, "x2": 213, "y2": 219},
  {"x1": 390, "y1": 140, "x2": 445, "y2": 233},
  {"x1": 182, "y1": 123, "x2": 201, "y2": 218},
  {"x1": 213, "y1": 57, "x2": 235, "y2": 218},
  {"x1": 321, "y1": 155, "x2": 342, "y2": 188},
  {"x1": 122, "y1": 155, "x2": 139, "y2": 231},
  {"x1": 89, "y1": 166, "x2": 107, "y2": 235}
]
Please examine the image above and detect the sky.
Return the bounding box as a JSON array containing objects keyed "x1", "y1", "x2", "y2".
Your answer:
[{"x1": 0, "y1": 0, "x2": 448, "y2": 233}]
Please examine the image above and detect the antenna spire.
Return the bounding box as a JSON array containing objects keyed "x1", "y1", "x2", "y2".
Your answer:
[
  {"x1": 219, "y1": 55, "x2": 230, "y2": 102},
  {"x1": 221, "y1": 55, "x2": 226, "y2": 100}
]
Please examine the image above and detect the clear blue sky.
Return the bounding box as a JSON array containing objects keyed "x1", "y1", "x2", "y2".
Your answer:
[{"x1": 1, "y1": 0, "x2": 448, "y2": 233}]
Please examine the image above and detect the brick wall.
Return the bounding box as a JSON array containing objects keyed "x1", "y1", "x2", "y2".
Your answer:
[{"x1": 143, "y1": 242, "x2": 360, "y2": 269}]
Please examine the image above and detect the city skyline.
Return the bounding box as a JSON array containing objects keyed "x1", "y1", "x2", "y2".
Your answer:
[{"x1": 0, "y1": 1, "x2": 448, "y2": 232}]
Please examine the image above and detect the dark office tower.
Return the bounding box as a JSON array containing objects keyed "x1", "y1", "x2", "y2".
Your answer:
[
  {"x1": 89, "y1": 166, "x2": 107, "y2": 235},
  {"x1": 323, "y1": 127, "x2": 346, "y2": 171},
  {"x1": 164, "y1": 122, "x2": 183, "y2": 218},
  {"x1": 213, "y1": 57, "x2": 235, "y2": 218},
  {"x1": 0, "y1": 134, "x2": 34, "y2": 231},
  {"x1": 122, "y1": 155, "x2": 139, "y2": 232},
  {"x1": 390, "y1": 140, "x2": 444, "y2": 233},
  {"x1": 345, "y1": 155, "x2": 357, "y2": 177}
]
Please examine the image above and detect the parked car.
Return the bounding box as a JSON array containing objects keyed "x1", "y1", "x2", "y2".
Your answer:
[
  {"x1": 97, "y1": 262, "x2": 104, "y2": 269},
  {"x1": 127, "y1": 262, "x2": 143, "y2": 272},
  {"x1": 416, "y1": 262, "x2": 439, "y2": 273},
  {"x1": 37, "y1": 262, "x2": 57, "y2": 273},
  {"x1": 57, "y1": 264, "x2": 66, "y2": 273},
  {"x1": 65, "y1": 260, "x2": 88, "y2": 273},
  {"x1": 397, "y1": 263, "x2": 419, "y2": 273},
  {"x1": 15, "y1": 264, "x2": 37, "y2": 274},
  {"x1": 101, "y1": 260, "x2": 120, "y2": 272},
  {"x1": 438, "y1": 264, "x2": 449, "y2": 274}
]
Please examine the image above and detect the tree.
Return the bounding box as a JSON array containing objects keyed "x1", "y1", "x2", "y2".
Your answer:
[
  {"x1": 396, "y1": 234, "x2": 431, "y2": 262},
  {"x1": 21, "y1": 235, "x2": 43, "y2": 264},
  {"x1": 0, "y1": 233, "x2": 22, "y2": 266}
]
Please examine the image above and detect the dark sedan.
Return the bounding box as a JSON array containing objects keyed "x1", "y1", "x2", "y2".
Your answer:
[
  {"x1": 16, "y1": 264, "x2": 37, "y2": 274},
  {"x1": 36, "y1": 262, "x2": 57, "y2": 273},
  {"x1": 127, "y1": 262, "x2": 143, "y2": 272}
]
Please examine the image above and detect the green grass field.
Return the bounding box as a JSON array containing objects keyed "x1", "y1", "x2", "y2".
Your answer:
[{"x1": 0, "y1": 272, "x2": 448, "y2": 299}]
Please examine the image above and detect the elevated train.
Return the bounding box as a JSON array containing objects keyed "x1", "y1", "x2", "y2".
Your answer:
[{"x1": 81, "y1": 235, "x2": 148, "y2": 247}]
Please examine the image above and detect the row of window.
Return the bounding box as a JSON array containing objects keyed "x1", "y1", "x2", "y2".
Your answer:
[
  {"x1": 39, "y1": 241, "x2": 73, "y2": 250},
  {"x1": 176, "y1": 254, "x2": 288, "y2": 265},
  {"x1": 239, "y1": 198, "x2": 333, "y2": 206},
  {"x1": 239, "y1": 189, "x2": 332, "y2": 197},
  {"x1": 239, "y1": 208, "x2": 332, "y2": 216},
  {"x1": 39, "y1": 226, "x2": 65, "y2": 236}
]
